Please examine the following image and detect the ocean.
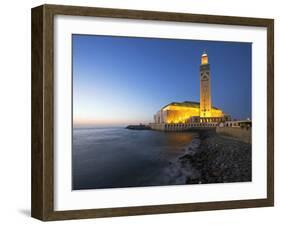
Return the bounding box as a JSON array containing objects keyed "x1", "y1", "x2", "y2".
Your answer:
[{"x1": 72, "y1": 127, "x2": 196, "y2": 190}]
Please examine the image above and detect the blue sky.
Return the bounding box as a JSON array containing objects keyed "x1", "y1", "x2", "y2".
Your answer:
[{"x1": 72, "y1": 34, "x2": 251, "y2": 126}]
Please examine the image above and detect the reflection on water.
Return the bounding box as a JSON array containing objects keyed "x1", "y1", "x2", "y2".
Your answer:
[
  {"x1": 72, "y1": 127, "x2": 195, "y2": 190},
  {"x1": 165, "y1": 132, "x2": 194, "y2": 146}
]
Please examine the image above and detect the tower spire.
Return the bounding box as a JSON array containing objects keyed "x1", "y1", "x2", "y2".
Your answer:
[
  {"x1": 200, "y1": 51, "x2": 211, "y2": 117},
  {"x1": 201, "y1": 50, "x2": 208, "y2": 65}
]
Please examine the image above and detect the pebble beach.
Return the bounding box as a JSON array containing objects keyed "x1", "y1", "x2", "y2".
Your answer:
[{"x1": 178, "y1": 130, "x2": 252, "y2": 184}]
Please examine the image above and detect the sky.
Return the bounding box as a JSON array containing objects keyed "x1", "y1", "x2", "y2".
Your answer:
[{"x1": 72, "y1": 34, "x2": 252, "y2": 126}]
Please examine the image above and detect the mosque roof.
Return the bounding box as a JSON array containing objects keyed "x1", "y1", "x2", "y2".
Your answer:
[{"x1": 162, "y1": 101, "x2": 220, "y2": 110}]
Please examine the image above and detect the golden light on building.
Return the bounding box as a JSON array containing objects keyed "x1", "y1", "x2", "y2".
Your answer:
[
  {"x1": 154, "y1": 101, "x2": 224, "y2": 124},
  {"x1": 200, "y1": 51, "x2": 212, "y2": 118},
  {"x1": 201, "y1": 52, "x2": 208, "y2": 65},
  {"x1": 152, "y1": 51, "x2": 230, "y2": 127}
]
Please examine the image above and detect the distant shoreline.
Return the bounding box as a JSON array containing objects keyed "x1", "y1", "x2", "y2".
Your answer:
[{"x1": 126, "y1": 124, "x2": 151, "y2": 130}]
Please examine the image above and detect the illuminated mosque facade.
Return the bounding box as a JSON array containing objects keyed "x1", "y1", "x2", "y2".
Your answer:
[{"x1": 151, "y1": 51, "x2": 231, "y2": 131}]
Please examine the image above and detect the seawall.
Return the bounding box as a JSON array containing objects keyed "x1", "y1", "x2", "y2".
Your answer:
[
  {"x1": 216, "y1": 127, "x2": 251, "y2": 144},
  {"x1": 150, "y1": 123, "x2": 218, "y2": 132}
]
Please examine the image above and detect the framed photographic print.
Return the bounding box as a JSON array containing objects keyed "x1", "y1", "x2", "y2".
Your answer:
[{"x1": 31, "y1": 4, "x2": 274, "y2": 221}]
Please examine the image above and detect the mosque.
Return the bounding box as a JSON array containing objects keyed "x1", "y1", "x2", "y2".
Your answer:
[{"x1": 151, "y1": 51, "x2": 231, "y2": 131}]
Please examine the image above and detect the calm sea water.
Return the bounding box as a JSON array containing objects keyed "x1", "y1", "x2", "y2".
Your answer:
[{"x1": 72, "y1": 127, "x2": 195, "y2": 190}]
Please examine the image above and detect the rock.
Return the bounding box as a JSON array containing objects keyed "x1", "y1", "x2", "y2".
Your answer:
[{"x1": 186, "y1": 130, "x2": 251, "y2": 184}]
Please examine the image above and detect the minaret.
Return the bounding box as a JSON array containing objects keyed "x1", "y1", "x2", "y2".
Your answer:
[{"x1": 200, "y1": 51, "x2": 212, "y2": 118}]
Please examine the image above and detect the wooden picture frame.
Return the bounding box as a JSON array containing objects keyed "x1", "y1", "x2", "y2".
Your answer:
[{"x1": 31, "y1": 4, "x2": 274, "y2": 221}]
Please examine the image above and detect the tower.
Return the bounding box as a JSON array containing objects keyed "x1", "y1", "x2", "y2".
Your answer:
[{"x1": 200, "y1": 51, "x2": 212, "y2": 118}]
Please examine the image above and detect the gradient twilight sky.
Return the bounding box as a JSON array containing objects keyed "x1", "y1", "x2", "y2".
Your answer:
[{"x1": 72, "y1": 34, "x2": 252, "y2": 126}]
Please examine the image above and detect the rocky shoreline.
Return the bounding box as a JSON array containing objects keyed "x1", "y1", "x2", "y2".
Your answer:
[{"x1": 179, "y1": 130, "x2": 252, "y2": 184}]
